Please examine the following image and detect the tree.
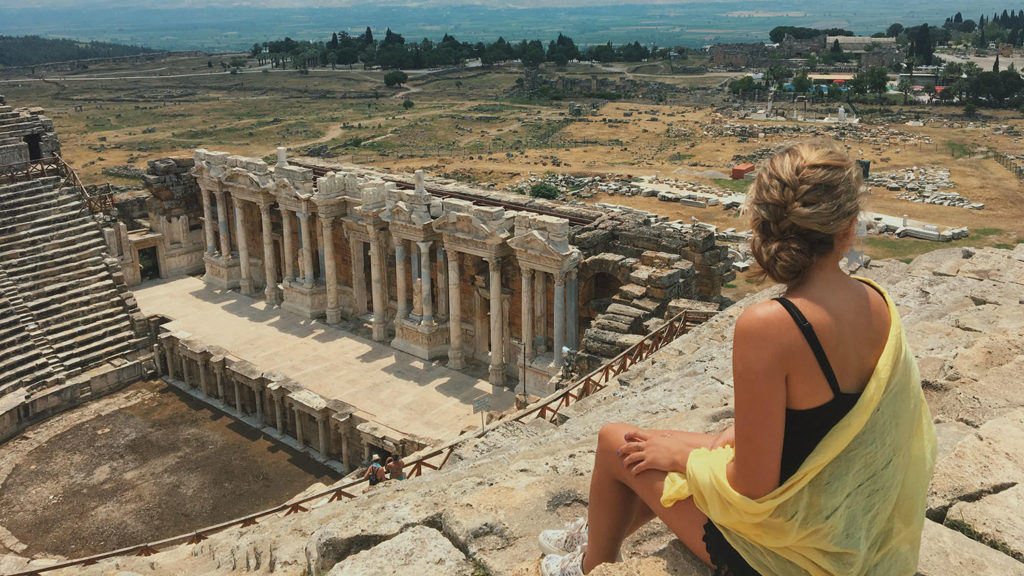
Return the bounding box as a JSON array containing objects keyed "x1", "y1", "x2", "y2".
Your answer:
[
  {"x1": 994, "y1": 54, "x2": 1001, "y2": 73},
  {"x1": 792, "y1": 69, "x2": 812, "y2": 93},
  {"x1": 898, "y1": 77, "x2": 913, "y2": 104},
  {"x1": 887, "y1": 23, "x2": 905, "y2": 37},
  {"x1": 384, "y1": 70, "x2": 408, "y2": 87},
  {"x1": 729, "y1": 75, "x2": 758, "y2": 94},
  {"x1": 250, "y1": 43, "x2": 262, "y2": 57},
  {"x1": 861, "y1": 66, "x2": 890, "y2": 99},
  {"x1": 402, "y1": 98, "x2": 414, "y2": 109}
]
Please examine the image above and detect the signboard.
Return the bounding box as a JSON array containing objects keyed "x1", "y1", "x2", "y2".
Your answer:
[{"x1": 473, "y1": 395, "x2": 490, "y2": 414}]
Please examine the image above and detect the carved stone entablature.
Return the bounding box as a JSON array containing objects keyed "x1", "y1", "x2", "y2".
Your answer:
[
  {"x1": 381, "y1": 171, "x2": 443, "y2": 241},
  {"x1": 508, "y1": 212, "x2": 581, "y2": 275},
  {"x1": 432, "y1": 198, "x2": 516, "y2": 257}
]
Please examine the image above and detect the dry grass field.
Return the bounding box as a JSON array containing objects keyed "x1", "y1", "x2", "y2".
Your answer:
[{"x1": 3, "y1": 52, "x2": 1023, "y2": 275}]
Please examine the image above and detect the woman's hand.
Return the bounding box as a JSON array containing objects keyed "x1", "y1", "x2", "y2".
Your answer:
[
  {"x1": 617, "y1": 429, "x2": 687, "y2": 476},
  {"x1": 711, "y1": 425, "x2": 735, "y2": 450}
]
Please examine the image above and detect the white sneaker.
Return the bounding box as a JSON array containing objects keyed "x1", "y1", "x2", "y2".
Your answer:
[
  {"x1": 541, "y1": 547, "x2": 585, "y2": 576},
  {"x1": 538, "y1": 517, "x2": 587, "y2": 555}
]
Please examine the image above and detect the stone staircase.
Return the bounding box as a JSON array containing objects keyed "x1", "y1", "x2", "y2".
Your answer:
[{"x1": 0, "y1": 175, "x2": 146, "y2": 390}]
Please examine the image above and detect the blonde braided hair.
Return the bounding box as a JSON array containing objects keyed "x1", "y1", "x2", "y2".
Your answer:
[{"x1": 748, "y1": 142, "x2": 864, "y2": 285}]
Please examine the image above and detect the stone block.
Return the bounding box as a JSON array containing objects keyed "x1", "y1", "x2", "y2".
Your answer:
[
  {"x1": 327, "y1": 526, "x2": 473, "y2": 576},
  {"x1": 647, "y1": 268, "x2": 682, "y2": 289},
  {"x1": 667, "y1": 298, "x2": 719, "y2": 317},
  {"x1": 593, "y1": 316, "x2": 633, "y2": 333},
  {"x1": 917, "y1": 519, "x2": 1024, "y2": 575},
  {"x1": 945, "y1": 483, "x2": 1024, "y2": 562},
  {"x1": 605, "y1": 303, "x2": 646, "y2": 319},
  {"x1": 617, "y1": 284, "x2": 647, "y2": 300},
  {"x1": 629, "y1": 267, "x2": 653, "y2": 285}
]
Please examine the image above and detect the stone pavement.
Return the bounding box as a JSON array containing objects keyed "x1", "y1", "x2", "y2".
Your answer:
[{"x1": 133, "y1": 276, "x2": 513, "y2": 443}]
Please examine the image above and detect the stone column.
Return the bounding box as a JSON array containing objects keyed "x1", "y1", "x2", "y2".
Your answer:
[
  {"x1": 395, "y1": 238, "x2": 409, "y2": 321},
  {"x1": 298, "y1": 211, "x2": 315, "y2": 287},
  {"x1": 274, "y1": 396, "x2": 284, "y2": 435},
  {"x1": 487, "y1": 256, "x2": 505, "y2": 385},
  {"x1": 163, "y1": 342, "x2": 176, "y2": 380},
  {"x1": 214, "y1": 190, "x2": 232, "y2": 257},
  {"x1": 534, "y1": 271, "x2": 547, "y2": 353},
  {"x1": 181, "y1": 354, "x2": 192, "y2": 387},
  {"x1": 350, "y1": 240, "x2": 368, "y2": 314},
  {"x1": 437, "y1": 245, "x2": 448, "y2": 318},
  {"x1": 368, "y1": 230, "x2": 387, "y2": 341},
  {"x1": 202, "y1": 190, "x2": 216, "y2": 255},
  {"x1": 552, "y1": 272, "x2": 566, "y2": 368},
  {"x1": 234, "y1": 380, "x2": 244, "y2": 417},
  {"x1": 259, "y1": 203, "x2": 281, "y2": 305},
  {"x1": 418, "y1": 240, "x2": 434, "y2": 326},
  {"x1": 281, "y1": 209, "x2": 295, "y2": 282},
  {"x1": 566, "y1": 268, "x2": 579, "y2": 349},
  {"x1": 214, "y1": 365, "x2": 224, "y2": 400},
  {"x1": 317, "y1": 415, "x2": 328, "y2": 457},
  {"x1": 198, "y1": 359, "x2": 210, "y2": 396},
  {"x1": 234, "y1": 198, "x2": 253, "y2": 296},
  {"x1": 294, "y1": 406, "x2": 305, "y2": 446},
  {"x1": 340, "y1": 427, "x2": 351, "y2": 471},
  {"x1": 323, "y1": 217, "x2": 341, "y2": 324},
  {"x1": 521, "y1": 268, "x2": 534, "y2": 360},
  {"x1": 255, "y1": 387, "x2": 264, "y2": 425},
  {"x1": 153, "y1": 343, "x2": 164, "y2": 376},
  {"x1": 447, "y1": 251, "x2": 465, "y2": 369}
]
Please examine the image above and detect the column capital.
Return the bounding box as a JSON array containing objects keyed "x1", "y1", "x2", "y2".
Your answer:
[
  {"x1": 522, "y1": 266, "x2": 534, "y2": 280},
  {"x1": 566, "y1": 268, "x2": 577, "y2": 281},
  {"x1": 416, "y1": 239, "x2": 433, "y2": 250},
  {"x1": 258, "y1": 202, "x2": 273, "y2": 216},
  {"x1": 484, "y1": 255, "x2": 502, "y2": 266},
  {"x1": 554, "y1": 271, "x2": 566, "y2": 286},
  {"x1": 322, "y1": 215, "x2": 336, "y2": 228},
  {"x1": 296, "y1": 210, "x2": 310, "y2": 221}
]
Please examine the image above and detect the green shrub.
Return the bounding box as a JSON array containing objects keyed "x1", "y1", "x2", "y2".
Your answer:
[{"x1": 529, "y1": 182, "x2": 559, "y2": 199}]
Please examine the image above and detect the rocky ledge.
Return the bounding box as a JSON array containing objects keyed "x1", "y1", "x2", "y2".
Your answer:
[{"x1": 2, "y1": 245, "x2": 1023, "y2": 576}]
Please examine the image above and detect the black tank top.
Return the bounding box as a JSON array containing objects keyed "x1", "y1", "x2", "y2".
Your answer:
[
  {"x1": 773, "y1": 296, "x2": 862, "y2": 482},
  {"x1": 704, "y1": 295, "x2": 866, "y2": 576}
]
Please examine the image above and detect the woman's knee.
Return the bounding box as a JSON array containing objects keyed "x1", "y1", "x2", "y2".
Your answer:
[{"x1": 598, "y1": 422, "x2": 636, "y2": 451}]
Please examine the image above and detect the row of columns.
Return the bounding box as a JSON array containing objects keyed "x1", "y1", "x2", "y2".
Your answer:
[
  {"x1": 394, "y1": 237, "x2": 450, "y2": 327},
  {"x1": 157, "y1": 339, "x2": 353, "y2": 471},
  {"x1": 519, "y1": 267, "x2": 578, "y2": 370}
]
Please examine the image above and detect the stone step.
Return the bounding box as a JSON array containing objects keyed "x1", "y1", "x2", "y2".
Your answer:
[
  {"x1": 0, "y1": 329, "x2": 32, "y2": 350},
  {"x1": 10, "y1": 262, "x2": 108, "y2": 296},
  {"x1": 32, "y1": 291, "x2": 121, "y2": 327},
  {"x1": 0, "y1": 223, "x2": 103, "y2": 259},
  {"x1": 57, "y1": 332, "x2": 135, "y2": 373},
  {"x1": 0, "y1": 183, "x2": 72, "y2": 212},
  {"x1": 0, "y1": 177, "x2": 64, "y2": 203},
  {"x1": 0, "y1": 358, "x2": 53, "y2": 397},
  {"x1": 0, "y1": 198, "x2": 84, "y2": 232},
  {"x1": 24, "y1": 277, "x2": 117, "y2": 315},
  {"x1": 41, "y1": 304, "x2": 124, "y2": 336},
  {"x1": 0, "y1": 210, "x2": 94, "y2": 245},
  {"x1": 2, "y1": 246, "x2": 107, "y2": 279},
  {"x1": 0, "y1": 193, "x2": 82, "y2": 223},
  {"x1": 0, "y1": 346, "x2": 48, "y2": 380},
  {"x1": 50, "y1": 315, "x2": 133, "y2": 356}
]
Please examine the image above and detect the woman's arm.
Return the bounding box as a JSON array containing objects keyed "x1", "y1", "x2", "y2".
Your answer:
[{"x1": 726, "y1": 303, "x2": 788, "y2": 500}]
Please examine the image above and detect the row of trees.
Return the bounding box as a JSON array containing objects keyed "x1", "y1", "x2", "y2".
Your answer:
[
  {"x1": 0, "y1": 35, "x2": 155, "y2": 67},
  {"x1": 250, "y1": 28, "x2": 657, "y2": 71}
]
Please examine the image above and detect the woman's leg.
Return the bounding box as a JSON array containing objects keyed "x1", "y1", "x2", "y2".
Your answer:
[{"x1": 584, "y1": 423, "x2": 715, "y2": 574}]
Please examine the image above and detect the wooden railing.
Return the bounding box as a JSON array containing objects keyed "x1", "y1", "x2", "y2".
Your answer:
[
  {"x1": 0, "y1": 155, "x2": 113, "y2": 215},
  {"x1": 1, "y1": 308, "x2": 716, "y2": 576}
]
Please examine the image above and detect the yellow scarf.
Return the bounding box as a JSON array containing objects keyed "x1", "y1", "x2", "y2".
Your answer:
[{"x1": 661, "y1": 278, "x2": 936, "y2": 575}]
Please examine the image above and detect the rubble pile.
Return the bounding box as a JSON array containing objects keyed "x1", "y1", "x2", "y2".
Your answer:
[{"x1": 869, "y1": 167, "x2": 983, "y2": 210}]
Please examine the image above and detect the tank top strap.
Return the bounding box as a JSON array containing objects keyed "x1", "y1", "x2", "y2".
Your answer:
[{"x1": 773, "y1": 297, "x2": 842, "y2": 397}]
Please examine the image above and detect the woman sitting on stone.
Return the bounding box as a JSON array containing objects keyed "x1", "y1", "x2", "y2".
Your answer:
[{"x1": 539, "y1": 142, "x2": 936, "y2": 576}]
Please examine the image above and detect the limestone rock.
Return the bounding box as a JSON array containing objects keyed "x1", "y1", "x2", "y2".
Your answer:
[
  {"x1": 327, "y1": 525, "x2": 473, "y2": 576},
  {"x1": 917, "y1": 520, "x2": 1024, "y2": 576},
  {"x1": 945, "y1": 483, "x2": 1024, "y2": 562},
  {"x1": 928, "y1": 409, "x2": 1024, "y2": 519}
]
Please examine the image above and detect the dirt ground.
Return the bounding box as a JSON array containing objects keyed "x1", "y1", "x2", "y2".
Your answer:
[{"x1": 0, "y1": 380, "x2": 336, "y2": 558}]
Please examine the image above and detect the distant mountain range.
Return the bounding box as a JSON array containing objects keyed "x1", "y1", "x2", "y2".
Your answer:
[{"x1": 3, "y1": 1, "x2": 1014, "y2": 52}]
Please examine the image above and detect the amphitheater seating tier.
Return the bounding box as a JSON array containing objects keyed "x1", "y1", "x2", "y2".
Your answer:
[{"x1": 0, "y1": 173, "x2": 144, "y2": 396}]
